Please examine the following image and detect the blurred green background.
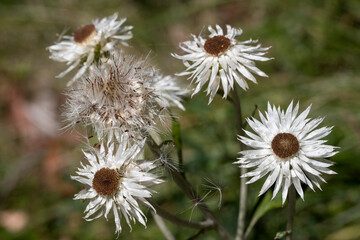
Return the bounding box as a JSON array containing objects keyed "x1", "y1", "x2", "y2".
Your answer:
[{"x1": 0, "y1": 0, "x2": 359, "y2": 239}]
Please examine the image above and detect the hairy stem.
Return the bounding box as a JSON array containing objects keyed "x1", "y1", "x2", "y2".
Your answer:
[
  {"x1": 147, "y1": 137, "x2": 233, "y2": 240},
  {"x1": 286, "y1": 186, "x2": 296, "y2": 240},
  {"x1": 232, "y1": 87, "x2": 247, "y2": 240},
  {"x1": 170, "y1": 112, "x2": 184, "y2": 174}
]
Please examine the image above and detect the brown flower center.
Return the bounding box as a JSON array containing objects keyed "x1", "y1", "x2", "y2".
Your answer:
[
  {"x1": 74, "y1": 24, "x2": 96, "y2": 44},
  {"x1": 204, "y1": 36, "x2": 231, "y2": 56},
  {"x1": 92, "y1": 168, "x2": 120, "y2": 196},
  {"x1": 271, "y1": 133, "x2": 299, "y2": 159}
]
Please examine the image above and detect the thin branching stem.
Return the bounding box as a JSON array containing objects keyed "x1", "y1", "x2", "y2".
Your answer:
[
  {"x1": 169, "y1": 112, "x2": 184, "y2": 174},
  {"x1": 147, "y1": 137, "x2": 233, "y2": 240},
  {"x1": 148, "y1": 199, "x2": 213, "y2": 229},
  {"x1": 231, "y1": 86, "x2": 247, "y2": 240},
  {"x1": 286, "y1": 186, "x2": 296, "y2": 240}
]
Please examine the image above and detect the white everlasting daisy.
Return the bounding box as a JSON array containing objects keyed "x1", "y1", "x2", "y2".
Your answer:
[
  {"x1": 72, "y1": 135, "x2": 163, "y2": 233},
  {"x1": 63, "y1": 52, "x2": 187, "y2": 141},
  {"x1": 48, "y1": 13, "x2": 133, "y2": 86},
  {"x1": 235, "y1": 102, "x2": 338, "y2": 203},
  {"x1": 172, "y1": 25, "x2": 272, "y2": 104}
]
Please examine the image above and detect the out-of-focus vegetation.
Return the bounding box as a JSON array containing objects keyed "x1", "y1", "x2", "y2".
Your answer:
[{"x1": 0, "y1": 0, "x2": 359, "y2": 239}]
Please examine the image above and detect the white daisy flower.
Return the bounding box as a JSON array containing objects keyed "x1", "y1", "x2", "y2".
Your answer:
[
  {"x1": 234, "y1": 102, "x2": 338, "y2": 204},
  {"x1": 72, "y1": 134, "x2": 163, "y2": 233},
  {"x1": 172, "y1": 25, "x2": 272, "y2": 104},
  {"x1": 63, "y1": 52, "x2": 187, "y2": 141},
  {"x1": 47, "y1": 13, "x2": 133, "y2": 86}
]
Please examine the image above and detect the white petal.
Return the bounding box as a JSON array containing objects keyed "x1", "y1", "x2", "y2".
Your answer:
[
  {"x1": 259, "y1": 164, "x2": 280, "y2": 196},
  {"x1": 291, "y1": 170, "x2": 304, "y2": 200}
]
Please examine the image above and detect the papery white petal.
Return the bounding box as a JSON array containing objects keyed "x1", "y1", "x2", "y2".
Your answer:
[
  {"x1": 48, "y1": 13, "x2": 133, "y2": 85},
  {"x1": 235, "y1": 102, "x2": 338, "y2": 203},
  {"x1": 172, "y1": 25, "x2": 271, "y2": 103},
  {"x1": 72, "y1": 141, "x2": 163, "y2": 234}
]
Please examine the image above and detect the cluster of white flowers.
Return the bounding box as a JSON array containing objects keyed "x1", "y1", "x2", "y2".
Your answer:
[
  {"x1": 171, "y1": 24, "x2": 338, "y2": 203},
  {"x1": 48, "y1": 13, "x2": 187, "y2": 233},
  {"x1": 48, "y1": 12, "x2": 338, "y2": 237}
]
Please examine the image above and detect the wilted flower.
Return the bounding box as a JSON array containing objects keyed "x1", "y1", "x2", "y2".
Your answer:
[
  {"x1": 63, "y1": 52, "x2": 187, "y2": 141},
  {"x1": 235, "y1": 102, "x2": 338, "y2": 203},
  {"x1": 172, "y1": 25, "x2": 272, "y2": 104},
  {"x1": 71, "y1": 135, "x2": 163, "y2": 233},
  {"x1": 47, "y1": 13, "x2": 133, "y2": 86}
]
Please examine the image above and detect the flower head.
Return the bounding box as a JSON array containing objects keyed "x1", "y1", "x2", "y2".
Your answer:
[
  {"x1": 172, "y1": 25, "x2": 272, "y2": 104},
  {"x1": 71, "y1": 135, "x2": 163, "y2": 233},
  {"x1": 63, "y1": 52, "x2": 187, "y2": 141},
  {"x1": 235, "y1": 102, "x2": 338, "y2": 203},
  {"x1": 48, "y1": 13, "x2": 133, "y2": 86}
]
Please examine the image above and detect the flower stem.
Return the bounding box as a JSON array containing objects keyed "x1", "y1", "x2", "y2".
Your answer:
[
  {"x1": 148, "y1": 198, "x2": 213, "y2": 229},
  {"x1": 231, "y1": 87, "x2": 247, "y2": 240},
  {"x1": 147, "y1": 137, "x2": 233, "y2": 240},
  {"x1": 286, "y1": 186, "x2": 296, "y2": 240},
  {"x1": 170, "y1": 111, "x2": 184, "y2": 174}
]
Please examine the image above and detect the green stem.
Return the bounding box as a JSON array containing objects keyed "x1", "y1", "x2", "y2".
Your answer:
[
  {"x1": 231, "y1": 87, "x2": 247, "y2": 240},
  {"x1": 286, "y1": 186, "x2": 296, "y2": 240},
  {"x1": 170, "y1": 112, "x2": 184, "y2": 174},
  {"x1": 147, "y1": 137, "x2": 233, "y2": 240},
  {"x1": 148, "y1": 199, "x2": 213, "y2": 229}
]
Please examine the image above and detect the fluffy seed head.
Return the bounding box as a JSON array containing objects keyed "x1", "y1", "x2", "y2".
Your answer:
[
  {"x1": 204, "y1": 36, "x2": 230, "y2": 56},
  {"x1": 92, "y1": 168, "x2": 121, "y2": 196},
  {"x1": 74, "y1": 24, "x2": 96, "y2": 44},
  {"x1": 63, "y1": 52, "x2": 187, "y2": 141},
  {"x1": 271, "y1": 133, "x2": 300, "y2": 159},
  {"x1": 85, "y1": 68, "x2": 147, "y2": 128}
]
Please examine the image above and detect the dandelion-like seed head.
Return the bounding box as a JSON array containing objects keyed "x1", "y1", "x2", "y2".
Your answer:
[
  {"x1": 65, "y1": 55, "x2": 152, "y2": 140},
  {"x1": 63, "y1": 52, "x2": 187, "y2": 141},
  {"x1": 204, "y1": 36, "x2": 231, "y2": 56},
  {"x1": 74, "y1": 24, "x2": 96, "y2": 44},
  {"x1": 271, "y1": 133, "x2": 300, "y2": 159},
  {"x1": 235, "y1": 102, "x2": 338, "y2": 203},
  {"x1": 92, "y1": 168, "x2": 121, "y2": 196},
  {"x1": 87, "y1": 65, "x2": 147, "y2": 129}
]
